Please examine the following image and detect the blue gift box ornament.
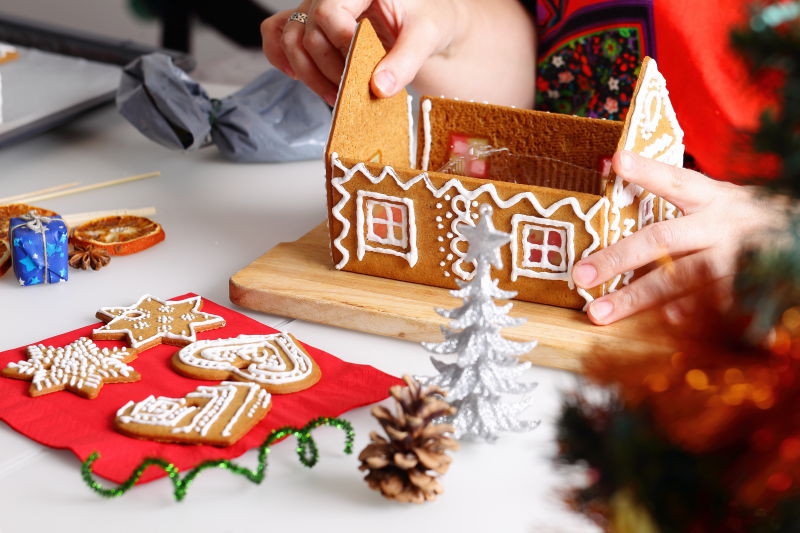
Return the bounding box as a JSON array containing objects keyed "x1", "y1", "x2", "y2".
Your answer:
[{"x1": 10, "y1": 212, "x2": 69, "y2": 286}]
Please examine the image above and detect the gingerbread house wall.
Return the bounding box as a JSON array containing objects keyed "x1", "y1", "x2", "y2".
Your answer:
[
  {"x1": 418, "y1": 96, "x2": 624, "y2": 195},
  {"x1": 326, "y1": 21, "x2": 412, "y2": 173},
  {"x1": 328, "y1": 156, "x2": 607, "y2": 309}
]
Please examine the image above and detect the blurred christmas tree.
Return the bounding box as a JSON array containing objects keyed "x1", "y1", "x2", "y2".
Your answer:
[{"x1": 556, "y1": 3, "x2": 800, "y2": 532}]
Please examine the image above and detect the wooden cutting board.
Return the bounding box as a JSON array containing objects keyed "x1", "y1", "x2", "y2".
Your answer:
[{"x1": 229, "y1": 223, "x2": 669, "y2": 372}]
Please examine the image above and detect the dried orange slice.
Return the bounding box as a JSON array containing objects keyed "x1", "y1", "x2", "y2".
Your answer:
[
  {"x1": 0, "y1": 240, "x2": 10, "y2": 276},
  {"x1": 0, "y1": 203, "x2": 59, "y2": 240},
  {"x1": 71, "y1": 215, "x2": 165, "y2": 256},
  {"x1": 0, "y1": 204, "x2": 60, "y2": 277}
]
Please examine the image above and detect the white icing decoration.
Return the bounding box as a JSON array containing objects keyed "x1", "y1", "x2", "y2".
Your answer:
[
  {"x1": 421, "y1": 98, "x2": 432, "y2": 171},
  {"x1": 621, "y1": 58, "x2": 685, "y2": 165},
  {"x1": 664, "y1": 200, "x2": 680, "y2": 220},
  {"x1": 407, "y1": 93, "x2": 415, "y2": 167},
  {"x1": 355, "y1": 191, "x2": 418, "y2": 267},
  {"x1": 329, "y1": 154, "x2": 608, "y2": 306},
  {"x1": 176, "y1": 333, "x2": 315, "y2": 387},
  {"x1": 93, "y1": 294, "x2": 225, "y2": 349},
  {"x1": 116, "y1": 381, "x2": 270, "y2": 441},
  {"x1": 509, "y1": 215, "x2": 575, "y2": 285},
  {"x1": 6, "y1": 337, "x2": 135, "y2": 396},
  {"x1": 622, "y1": 218, "x2": 636, "y2": 238},
  {"x1": 638, "y1": 193, "x2": 656, "y2": 229},
  {"x1": 329, "y1": 58, "x2": 686, "y2": 308}
]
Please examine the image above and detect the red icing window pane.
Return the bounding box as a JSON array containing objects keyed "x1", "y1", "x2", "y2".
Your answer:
[
  {"x1": 391, "y1": 225, "x2": 403, "y2": 241},
  {"x1": 372, "y1": 204, "x2": 387, "y2": 220},
  {"x1": 547, "y1": 230, "x2": 562, "y2": 247},
  {"x1": 528, "y1": 249, "x2": 542, "y2": 263},
  {"x1": 548, "y1": 251, "x2": 563, "y2": 267},
  {"x1": 373, "y1": 223, "x2": 388, "y2": 239},
  {"x1": 390, "y1": 206, "x2": 403, "y2": 222},
  {"x1": 527, "y1": 229, "x2": 544, "y2": 245}
]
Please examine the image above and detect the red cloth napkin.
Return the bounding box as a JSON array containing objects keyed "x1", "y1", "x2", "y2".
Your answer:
[{"x1": 0, "y1": 293, "x2": 401, "y2": 484}]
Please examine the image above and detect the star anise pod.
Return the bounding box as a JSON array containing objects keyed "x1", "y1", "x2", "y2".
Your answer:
[{"x1": 69, "y1": 244, "x2": 111, "y2": 271}]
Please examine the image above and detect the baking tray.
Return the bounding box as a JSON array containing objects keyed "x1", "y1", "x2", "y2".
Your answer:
[{"x1": 0, "y1": 12, "x2": 194, "y2": 148}]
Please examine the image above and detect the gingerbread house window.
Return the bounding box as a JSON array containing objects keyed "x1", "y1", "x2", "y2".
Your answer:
[
  {"x1": 366, "y1": 199, "x2": 408, "y2": 247},
  {"x1": 445, "y1": 133, "x2": 490, "y2": 178},
  {"x1": 522, "y1": 224, "x2": 567, "y2": 272},
  {"x1": 356, "y1": 191, "x2": 418, "y2": 267},
  {"x1": 639, "y1": 193, "x2": 655, "y2": 229},
  {"x1": 510, "y1": 214, "x2": 575, "y2": 284}
]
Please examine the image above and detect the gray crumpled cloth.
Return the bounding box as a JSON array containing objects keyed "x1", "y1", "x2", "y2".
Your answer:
[{"x1": 116, "y1": 53, "x2": 331, "y2": 162}]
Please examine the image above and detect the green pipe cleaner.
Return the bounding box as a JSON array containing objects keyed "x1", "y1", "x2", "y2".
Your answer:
[{"x1": 81, "y1": 416, "x2": 355, "y2": 501}]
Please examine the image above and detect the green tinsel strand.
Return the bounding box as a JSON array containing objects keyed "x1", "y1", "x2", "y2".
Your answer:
[{"x1": 80, "y1": 416, "x2": 355, "y2": 502}]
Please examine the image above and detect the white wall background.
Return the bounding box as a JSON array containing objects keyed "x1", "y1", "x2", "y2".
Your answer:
[{"x1": 0, "y1": 0, "x2": 299, "y2": 83}]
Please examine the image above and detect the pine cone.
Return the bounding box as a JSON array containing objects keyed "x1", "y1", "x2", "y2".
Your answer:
[
  {"x1": 358, "y1": 375, "x2": 458, "y2": 503},
  {"x1": 68, "y1": 244, "x2": 111, "y2": 271}
]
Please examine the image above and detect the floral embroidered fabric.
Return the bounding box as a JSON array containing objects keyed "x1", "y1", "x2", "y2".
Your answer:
[
  {"x1": 527, "y1": 0, "x2": 655, "y2": 120},
  {"x1": 535, "y1": 26, "x2": 644, "y2": 120}
]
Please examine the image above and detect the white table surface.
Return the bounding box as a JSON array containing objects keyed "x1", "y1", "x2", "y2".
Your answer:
[{"x1": 0, "y1": 93, "x2": 600, "y2": 533}]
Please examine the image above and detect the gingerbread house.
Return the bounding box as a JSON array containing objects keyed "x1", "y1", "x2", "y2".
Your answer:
[{"x1": 325, "y1": 20, "x2": 684, "y2": 309}]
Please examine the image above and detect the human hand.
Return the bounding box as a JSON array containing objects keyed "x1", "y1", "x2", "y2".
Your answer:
[
  {"x1": 261, "y1": 0, "x2": 467, "y2": 106},
  {"x1": 572, "y1": 151, "x2": 781, "y2": 325}
]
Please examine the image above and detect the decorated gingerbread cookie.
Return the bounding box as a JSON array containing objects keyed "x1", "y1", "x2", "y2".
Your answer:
[
  {"x1": 2, "y1": 337, "x2": 139, "y2": 399},
  {"x1": 171, "y1": 333, "x2": 322, "y2": 394},
  {"x1": 92, "y1": 294, "x2": 226, "y2": 350},
  {"x1": 115, "y1": 381, "x2": 271, "y2": 447}
]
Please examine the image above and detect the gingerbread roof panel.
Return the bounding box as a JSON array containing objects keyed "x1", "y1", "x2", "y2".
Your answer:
[
  {"x1": 326, "y1": 19, "x2": 412, "y2": 169},
  {"x1": 618, "y1": 56, "x2": 685, "y2": 167}
]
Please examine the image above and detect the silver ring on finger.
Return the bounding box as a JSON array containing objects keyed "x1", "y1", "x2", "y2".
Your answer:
[{"x1": 288, "y1": 12, "x2": 309, "y2": 24}]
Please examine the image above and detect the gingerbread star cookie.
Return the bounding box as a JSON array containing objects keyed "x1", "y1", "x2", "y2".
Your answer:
[
  {"x1": 171, "y1": 333, "x2": 322, "y2": 394},
  {"x1": 2, "y1": 337, "x2": 139, "y2": 399},
  {"x1": 92, "y1": 294, "x2": 226, "y2": 350},
  {"x1": 114, "y1": 381, "x2": 271, "y2": 447}
]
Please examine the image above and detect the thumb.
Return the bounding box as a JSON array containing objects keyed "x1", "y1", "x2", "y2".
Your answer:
[{"x1": 371, "y1": 20, "x2": 438, "y2": 98}]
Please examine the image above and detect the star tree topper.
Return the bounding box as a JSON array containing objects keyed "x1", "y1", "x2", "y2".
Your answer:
[{"x1": 424, "y1": 204, "x2": 539, "y2": 442}]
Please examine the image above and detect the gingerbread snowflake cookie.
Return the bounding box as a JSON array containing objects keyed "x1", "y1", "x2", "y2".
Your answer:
[
  {"x1": 92, "y1": 294, "x2": 226, "y2": 350},
  {"x1": 115, "y1": 381, "x2": 271, "y2": 447},
  {"x1": 2, "y1": 337, "x2": 139, "y2": 399},
  {"x1": 171, "y1": 333, "x2": 322, "y2": 394}
]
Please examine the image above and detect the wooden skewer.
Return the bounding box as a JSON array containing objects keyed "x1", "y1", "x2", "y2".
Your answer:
[
  {"x1": 0, "y1": 181, "x2": 82, "y2": 205},
  {"x1": 15, "y1": 171, "x2": 161, "y2": 204},
  {"x1": 62, "y1": 207, "x2": 157, "y2": 227}
]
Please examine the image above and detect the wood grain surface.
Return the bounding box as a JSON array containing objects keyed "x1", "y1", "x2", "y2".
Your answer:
[{"x1": 230, "y1": 223, "x2": 671, "y2": 372}]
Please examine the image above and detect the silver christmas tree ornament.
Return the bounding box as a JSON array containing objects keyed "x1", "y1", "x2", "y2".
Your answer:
[{"x1": 423, "y1": 204, "x2": 540, "y2": 442}]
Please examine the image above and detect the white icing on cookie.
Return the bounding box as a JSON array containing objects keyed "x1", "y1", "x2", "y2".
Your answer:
[
  {"x1": 93, "y1": 294, "x2": 225, "y2": 349},
  {"x1": 3, "y1": 337, "x2": 137, "y2": 398},
  {"x1": 116, "y1": 381, "x2": 271, "y2": 444},
  {"x1": 175, "y1": 333, "x2": 316, "y2": 387}
]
